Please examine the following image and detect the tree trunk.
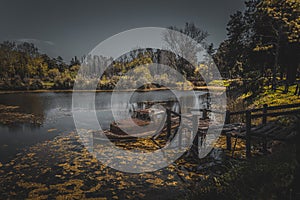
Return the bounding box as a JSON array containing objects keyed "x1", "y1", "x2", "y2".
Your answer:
[
  {"x1": 284, "y1": 79, "x2": 289, "y2": 93},
  {"x1": 272, "y1": 35, "x2": 280, "y2": 91}
]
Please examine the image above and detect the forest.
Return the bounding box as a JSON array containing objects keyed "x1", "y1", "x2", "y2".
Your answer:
[
  {"x1": 0, "y1": 1, "x2": 299, "y2": 199},
  {"x1": 0, "y1": 1, "x2": 299, "y2": 93}
]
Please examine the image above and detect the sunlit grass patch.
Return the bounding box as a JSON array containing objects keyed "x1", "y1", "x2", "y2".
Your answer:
[
  {"x1": 208, "y1": 79, "x2": 230, "y2": 87},
  {"x1": 251, "y1": 84, "x2": 300, "y2": 108}
]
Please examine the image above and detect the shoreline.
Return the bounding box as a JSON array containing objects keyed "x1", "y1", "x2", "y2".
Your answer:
[{"x1": 0, "y1": 86, "x2": 226, "y2": 94}]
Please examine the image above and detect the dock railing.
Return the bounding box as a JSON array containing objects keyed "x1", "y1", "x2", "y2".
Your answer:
[
  {"x1": 226, "y1": 103, "x2": 300, "y2": 157},
  {"x1": 166, "y1": 103, "x2": 300, "y2": 158}
]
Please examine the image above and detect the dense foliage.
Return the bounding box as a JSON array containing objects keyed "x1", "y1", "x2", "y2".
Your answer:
[
  {"x1": 214, "y1": 0, "x2": 300, "y2": 93},
  {"x1": 0, "y1": 2, "x2": 299, "y2": 92},
  {"x1": 0, "y1": 41, "x2": 80, "y2": 90}
]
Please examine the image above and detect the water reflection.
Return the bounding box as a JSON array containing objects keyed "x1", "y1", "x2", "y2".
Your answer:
[{"x1": 0, "y1": 91, "x2": 206, "y2": 163}]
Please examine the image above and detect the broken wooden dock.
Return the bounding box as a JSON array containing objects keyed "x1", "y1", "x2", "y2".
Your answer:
[
  {"x1": 98, "y1": 102, "x2": 300, "y2": 158},
  {"x1": 223, "y1": 103, "x2": 300, "y2": 157}
]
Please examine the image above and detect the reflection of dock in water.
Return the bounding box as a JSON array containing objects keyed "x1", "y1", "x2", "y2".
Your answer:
[{"x1": 94, "y1": 92, "x2": 213, "y2": 141}]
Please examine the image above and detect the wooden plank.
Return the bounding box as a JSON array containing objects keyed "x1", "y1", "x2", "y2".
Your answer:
[
  {"x1": 266, "y1": 126, "x2": 284, "y2": 138},
  {"x1": 250, "y1": 124, "x2": 265, "y2": 132},
  {"x1": 251, "y1": 126, "x2": 279, "y2": 137},
  {"x1": 265, "y1": 103, "x2": 300, "y2": 111},
  {"x1": 251, "y1": 124, "x2": 274, "y2": 135},
  {"x1": 229, "y1": 103, "x2": 300, "y2": 117},
  {"x1": 170, "y1": 110, "x2": 181, "y2": 117},
  {"x1": 227, "y1": 131, "x2": 246, "y2": 138},
  {"x1": 249, "y1": 107, "x2": 264, "y2": 113},
  {"x1": 110, "y1": 118, "x2": 151, "y2": 135},
  {"x1": 189, "y1": 108, "x2": 225, "y2": 115},
  {"x1": 230, "y1": 107, "x2": 263, "y2": 115},
  {"x1": 229, "y1": 110, "x2": 247, "y2": 115},
  {"x1": 180, "y1": 114, "x2": 194, "y2": 121},
  {"x1": 221, "y1": 123, "x2": 245, "y2": 135},
  {"x1": 252, "y1": 109, "x2": 300, "y2": 118},
  {"x1": 267, "y1": 127, "x2": 294, "y2": 140}
]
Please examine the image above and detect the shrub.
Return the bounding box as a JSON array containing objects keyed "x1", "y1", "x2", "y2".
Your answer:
[
  {"x1": 53, "y1": 74, "x2": 74, "y2": 89},
  {"x1": 29, "y1": 79, "x2": 43, "y2": 90},
  {"x1": 48, "y1": 68, "x2": 60, "y2": 81},
  {"x1": 4, "y1": 76, "x2": 27, "y2": 90}
]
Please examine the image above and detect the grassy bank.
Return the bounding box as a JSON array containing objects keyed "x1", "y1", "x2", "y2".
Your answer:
[
  {"x1": 186, "y1": 83, "x2": 300, "y2": 199},
  {"x1": 0, "y1": 86, "x2": 226, "y2": 94},
  {"x1": 249, "y1": 85, "x2": 300, "y2": 108},
  {"x1": 187, "y1": 142, "x2": 298, "y2": 199}
]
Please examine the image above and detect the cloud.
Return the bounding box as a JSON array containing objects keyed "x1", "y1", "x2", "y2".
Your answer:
[
  {"x1": 17, "y1": 38, "x2": 54, "y2": 46},
  {"x1": 44, "y1": 40, "x2": 55, "y2": 46}
]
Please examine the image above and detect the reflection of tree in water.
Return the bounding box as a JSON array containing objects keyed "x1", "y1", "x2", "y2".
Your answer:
[
  {"x1": 0, "y1": 98, "x2": 45, "y2": 127},
  {"x1": 0, "y1": 131, "x2": 247, "y2": 199}
]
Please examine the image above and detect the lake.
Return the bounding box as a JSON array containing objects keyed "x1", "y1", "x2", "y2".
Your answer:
[{"x1": 0, "y1": 90, "x2": 206, "y2": 163}]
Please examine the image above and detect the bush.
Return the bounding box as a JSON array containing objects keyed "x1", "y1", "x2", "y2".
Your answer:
[
  {"x1": 97, "y1": 76, "x2": 120, "y2": 90},
  {"x1": 48, "y1": 68, "x2": 60, "y2": 80},
  {"x1": 2, "y1": 76, "x2": 27, "y2": 90},
  {"x1": 97, "y1": 80, "x2": 116, "y2": 90},
  {"x1": 114, "y1": 78, "x2": 136, "y2": 89},
  {"x1": 29, "y1": 79, "x2": 43, "y2": 90},
  {"x1": 53, "y1": 74, "x2": 74, "y2": 89}
]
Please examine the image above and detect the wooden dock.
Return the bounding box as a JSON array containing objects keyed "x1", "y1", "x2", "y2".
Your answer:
[
  {"x1": 152, "y1": 102, "x2": 300, "y2": 157},
  {"x1": 223, "y1": 103, "x2": 300, "y2": 157},
  {"x1": 96, "y1": 102, "x2": 299, "y2": 158},
  {"x1": 110, "y1": 118, "x2": 151, "y2": 136}
]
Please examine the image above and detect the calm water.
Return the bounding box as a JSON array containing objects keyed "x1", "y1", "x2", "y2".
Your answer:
[{"x1": 0, "y1": 91, "x2": 205, "y2": 163}]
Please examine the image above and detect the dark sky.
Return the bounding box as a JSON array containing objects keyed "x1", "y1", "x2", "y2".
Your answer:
[{"x1": 0, "y1": 0, "x2": 245, "y2": 61}]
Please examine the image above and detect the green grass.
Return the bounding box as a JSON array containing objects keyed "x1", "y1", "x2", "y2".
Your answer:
[
  {"x1": 42, "y1": 81, "x2": 54, "y2": 88},
  {"x1": 186, "y1": 143, "x2": 298, "y2": 200},
  {"x1": 250, "y1": 84, "x2": 300, "y2": 108},
  {"x1": 208, "y1": 79, "x2": 230, "y2": 87},
  {"x1": 185, "y1": 83, "x2": 300, "y2": 199},
  {"x1": 233, "y1": 84, "x2": 300, "y2": 125}
]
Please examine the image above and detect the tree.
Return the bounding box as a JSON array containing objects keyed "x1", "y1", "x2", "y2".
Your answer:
[
  {"x1": 70, "y1": 56, "x2": 80, "y2": 68},
  {"x1": 0, "y1": 41, "x2": 69, "y2": 89},
  {"x1": 16, "y1": 42, "x2": 38, "y2": 57},
  {"x1": 48, "y1": 68, "x2": 60, "y2": 80},
  {"x1": 215, "y1": 0, "x2": 299, "y2": 93},
  {"x1": 215, "y1": 11, "x2": 247, "y2": 78},
  {"x1": 163, "y1": 22, "x2": 209, "y2": 79},
  {"x1": 257, "y1": 0, "x2": 300, "y2": 90}
]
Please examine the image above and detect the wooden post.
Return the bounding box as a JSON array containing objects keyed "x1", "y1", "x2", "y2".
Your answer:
[
  {"x1": 178, "y1": 113, "x2": 182, "y2": 149},
  {"x1": 226, "y1": 134, "x2": 232, "y2": 151},
  {"x1": 225, "y1": 110, "x2": 230, "y2": 124},
  {"x1": 262, "y1": 104, "x2": 268, "y2": 125},
  {"x1": 192, "y1": 114, "x2": 199, "y2": 158},
  {"x1": 202, "y1": 109, "x2": 207, "y2": 119},
  {"x1": 295, "y1": 83, "x2": 299, "y2": 95},
  {"x1": 246, "y1": 110, "x2": 251, "y2": 158},
  {"x1": 178, "y1": 128, "x2": 182, "y2": 149},
  {"x1": 225, "y1": 110, "x2": 231, "y2": 151},
  {"x1": 166, "y1": 109, "x2": 171, "y2": 138}
]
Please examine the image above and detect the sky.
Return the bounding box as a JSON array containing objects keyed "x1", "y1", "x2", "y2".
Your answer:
[{"x1": 0, "y1": 0, "x2": 245, "y2": 62}]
